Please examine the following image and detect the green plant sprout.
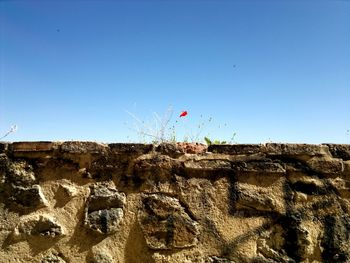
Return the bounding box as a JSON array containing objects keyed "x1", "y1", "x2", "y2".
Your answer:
[{"x1": 204, "y1": 132, "x2": 237, "y2": 146}]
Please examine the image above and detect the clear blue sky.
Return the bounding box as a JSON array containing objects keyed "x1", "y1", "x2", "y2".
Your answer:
[{"x1": 1, "y1": 0, "x2": 349, "y2": 143}]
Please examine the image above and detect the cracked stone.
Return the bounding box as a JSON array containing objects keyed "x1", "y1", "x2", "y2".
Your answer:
[
  {"x1": 91, "y1": 251, "x2": 113, "y2": 263},
  {"x1": 133, "y1": 154, "x2": 183, "y2": 181},
  {"x1": 206, "y1": 256, "x2": 236, "y2": 263},
  {"x1": 10, "y1": 184, "x2": 48, "y2": 208},
  {"x1": 6, "y1": 160, "x2": 36, "y2": 186},
  {"x1": 306, "y1": 157, "x2": 344, "y2": 175},
  {"x1": 84, "y1": 183, "x2": 126, "y2": 234},
  {"x1": 138, "y1": 193, "x2": 199, "y2": 250},
  {"x1": 41, "y1": 252, "x2": 66, "y2": 263},
  {"x1": 13, "y1": 215, "x2": 64, "y2": 240},
  {"x1": 1, "y1": 159, "x2": 48, "y2": 209}
]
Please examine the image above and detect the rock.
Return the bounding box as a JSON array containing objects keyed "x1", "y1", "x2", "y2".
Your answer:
[
  {"x1": 321, "y1": 215, "x2": 350, "y2": 262},
  {"x1": 58, "y1": 182, "x2": 78, "y2": 198},
  {"x1": 86, "y1": 208, "x2": 124, "y2": 234},
  {"x1": 138, "y1": 193, "x2": 199, "y2": 250},
  {"x1": 306, "y1": 157, "x2": 344, "y2": 175},
  {"x1": 233, "y1": 185, "x2": 281, "y2": 213},
  {"x1": 84, "y1": 183, "x2": 126, "y2": 234},
  {"x1": 176, "y1": 142, "x2": 207, "y2": 154},
  {"x1": 329, "y1": 178, "x2": 350, "y2": 199},
  {"x1": 153, "y1": 252, "x2": 206, "y2": 263},
  {"x1": 61, "y1": 141, "x2": 108, "y2": 154},
  {"x1": 208, "y1": 144, "x2": 263, "y2": 155},
  {"x1": 325, "y1": 144, "x2": 350, "y2": 161},
  {"x1": 41, "y1": 252, "x2": 66, "y2": 263},
  {"x1": 206, "y1": 256, "x2": 236, "y2": 263},
  {"x1": 10, "y1": 184, "x2": 48, "y2": 208},
  {"x1": 133, "y1": 154, "x2": 183, "y2": 181},
  {"x1": 0, "y1": 154, "x2": 8, "y2": 184},
  {"x1": 184, "y1": 159, "x2": 232, "y2": 178},
  {"x1": 257, "y1": 225, "x2": 294, "y2": 263},
  {"x1": 0, "y1": 143, "x2": 8, "y2": 153},
  {"x1": 264, "y1": 144, "x2": 330, "y2": 159},
  {"x1": 108, "y1": 143, "x2": 153, "y2": 154},
  {"x1": 293, "y1": 192, "x2": 308, "y2": 202},
  {"x1": 232, "y1": 161, "x2": 285, "y2": 174},
  {"x1": 13, "y1": 215, "x2": 64, "y2": 240},
  {"x1": 91, "y1": 250, "x2": 113, "y2": 263},
  {"x1": 344, "y1": 160, "x2": 350, "y2": 177},
  {"x1": 11, "y1": 142, "x2": 56, "y2": 152},
  {"x1": 155, "y1": 143, "x2": 185, "y2": 158},
  {"x1": 6, "y1": 160, "x2": 36, "y2": 186},
  {"x1": 291, "y1": 180, "x2": 327, "y2": 196},
  {"x1": 2, "y1": 159, "x2": 48, "y2": 209}
]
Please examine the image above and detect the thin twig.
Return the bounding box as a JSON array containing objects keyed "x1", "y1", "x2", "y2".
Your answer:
[{"x1": 0, "y1": 125, "x2": 18, "y2": 140}]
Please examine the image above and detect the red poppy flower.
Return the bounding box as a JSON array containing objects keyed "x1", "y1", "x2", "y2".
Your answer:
[{"x1": 179, "y1": 111, "x2": 188, "y2": 117}]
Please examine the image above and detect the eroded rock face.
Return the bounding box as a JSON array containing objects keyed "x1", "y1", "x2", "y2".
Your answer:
[
  {"x1": 91, "y1": 251, "x2": 113, "y2": 263},
  {"x1": 41, "y1": 252, "x2": 67, "y2": 263},
  {"x1": 12, "y1": 215, "x2": 64, "y2": 240},
  {"x1": 138, "y1": 193, "x2": 199, "y2": 250},
  {"x1": 205, "y1": 256, "x2": 236, "y2": 263},
  {"x1": 84, "y1": 182, "x2": 126, "y2": 235},
  {"x1": 321, "y1": 215, "x2": 350, "y2": 262},
  {"x1": 0, "y1": 156, "x2": 47, "y2": 210},
  {"x1": 0, "y1": 142, "x2": 349, "y2": 263}
]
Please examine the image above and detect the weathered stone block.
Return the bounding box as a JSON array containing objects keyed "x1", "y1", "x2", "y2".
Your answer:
[
  {"x1": 133, "y1": 154, "x2": 183, "y2": 181},
  {"x1": 208, "y1": 144, "x2": 263, "y2": 155},
  {"x1": 0, "y1": 143, "x2": 8, "y2": 153},
  {"x1": 234, "y1": 185, "x2": 281, "y2": 213},
  {"x1": 11, "y1": 142, "x2": 56, "y2": 152},
  {"x1": 326, "y1": 144, "x2": 350, "y2": 161},
  {"x1": 0, "y1": 141, "x2": 349, "y2": 263},
  {"x1": 12, "y1": 215, "x2": 64, "y2": 240},
  {"x1": 155, "y1": 143, "x2": 185, "y2": 157},
  {"x1": 232, "y1": 161, "x2": 286, "y2": 174},
  {"x1": 108, "y1": 143, "x2": 153, "y2": 154},
  {"x1": 6, "y1": 160, "x2": 36, "y2": 186},
  {"x1": 264, "y1": 143, "x2": 330, "y2": 158},
  {"x1": 184, "y1": 159, "x2": 232, "y2": 178},
  {"x1": 306, "y1": 157, "x2": 344, "y2": 175},
  {"x1": 61, "y1": 141, "x2": 108, "y2": 154},
  {"x1": 84, "y1": 183, "x2": 126, "y2": 235},
  {"x1": 41, "y1": 252, "x2": 66, "y2": 263},
  {"x1": 2, "y1": 159, "x2": 48, "y2": 209},
  {"x1": 206, "y1": 256, "x2": 236, "y2": 263},
  {"x1": 321, "y1": 215, "x2": 350, "y2": 262},
  {"x1": 91, "y1": 250, "x2": 113, "y2": 263},
  {"x1": 138, "y1": 194, "x2": 199, "y2": 249},
  {"x1": 10, "y1": 185, "x2": 48, "y2": 208}
]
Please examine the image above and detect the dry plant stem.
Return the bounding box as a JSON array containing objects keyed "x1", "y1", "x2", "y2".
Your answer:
[
  {"x1": 126, "y1": 107, "x2": 174, "y2": 143},
  {"x1": 0, "y1": 125, "x2": 17, "y2": 140}
]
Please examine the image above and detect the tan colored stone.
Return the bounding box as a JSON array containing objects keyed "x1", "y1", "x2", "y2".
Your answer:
[
  {"x1": 138, "y1": 194, "x2": 199, "y2": 250},
  {"x1": 184, "y1": 159, "x2": 232, "y2": 178},
  {"x1": 0, "y1": 142, "x2": 349, "y2": 263},
  {"x1": 61, "y1": 141, "x2": 108, "y2": 153},
  {"x1": 12, "y1": 215, "x2": 65, "y2": 240},
  {"x1": 208, "y1": 144, "x2": 263, "y2": 155},
  {"x1": 306, "y1": 157, "x2": 344, "y2": 175},
  {"x1": 11, "y1": 141, "x2": 57, "y2": 152},
  {"x1": 264, "y1": 143, "x2": 331, "y2": 158}
]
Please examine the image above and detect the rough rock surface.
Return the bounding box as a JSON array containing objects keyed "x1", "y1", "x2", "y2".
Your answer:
[
  {"x1": 138, "y1": 193, "x2": 199, "y2": 249},
  {"x1": 0, "y1": 141, "x2": 349, "y2": 262},
  {"x1": 84, "y1": 183, "x2": 126, "y2": 235},
  {"x1": 12, "y1": 215, "x2": 64, "y2": 240}
]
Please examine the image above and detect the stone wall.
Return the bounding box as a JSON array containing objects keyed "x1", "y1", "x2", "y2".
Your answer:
[{"x1": 0, "y1": 142, "x2": 349, "y2": 263}]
